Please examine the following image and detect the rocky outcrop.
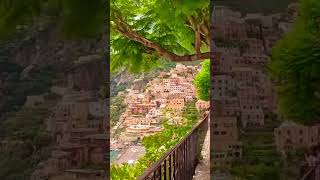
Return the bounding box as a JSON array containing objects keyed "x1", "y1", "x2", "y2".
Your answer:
[
  {"x1": 66, "y1": 59, "x2": 108, "y2": 91},
  {"x1": 13, "y1": 26, "x2": 105, "y2": 69}
]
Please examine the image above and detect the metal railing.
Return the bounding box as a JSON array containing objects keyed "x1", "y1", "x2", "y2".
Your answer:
[
  {"x1": 137, "y1": 115, "x2": 209, "y2": 180},
  {"x1": 301, "y1": 164, "x2": 319, "y2": 180}
]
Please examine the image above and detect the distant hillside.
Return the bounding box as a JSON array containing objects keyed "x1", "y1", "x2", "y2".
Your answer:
[
  {"x1": 215, "y1": 0, "x2": 297, "y2": 14},
  {"x1": 110, "y1": 59, "x2": 176, "y2": 97}
]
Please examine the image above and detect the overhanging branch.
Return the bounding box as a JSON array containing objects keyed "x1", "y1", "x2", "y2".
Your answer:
[{"x1": 112, "y1": 12, "x2": 209, "y2": 62}]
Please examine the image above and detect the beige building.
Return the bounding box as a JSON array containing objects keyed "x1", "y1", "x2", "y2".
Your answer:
[
  {"x1": 274, "y1": 121, "x2": 320, "y2": 152},
  {"x1": 213, "y1": 99, "x2": 241, "y2": 118},
  {"x1": 212, "y1": 116, "x2": 242, "y2": 169},
  {"x1": 212, "y1": 74, "x2": 237, "y2": 100},
  {"x1": 240, "y1": 110, "x2": 264, "y2": 128},
  {"x1": 196, "y1": 100, "x2": 210, "y2": 111},
  {"x1": 166, "y1": 98, "x2": 185, "y2": 111}
]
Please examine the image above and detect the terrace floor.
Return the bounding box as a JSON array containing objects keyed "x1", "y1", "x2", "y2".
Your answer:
[{"x1": 193, "y1": 120, "x2": 210, "y2": 180}]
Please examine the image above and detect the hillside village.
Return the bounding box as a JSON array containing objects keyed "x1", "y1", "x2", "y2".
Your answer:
[
  {"x1": 111, "y1": 63, "x2": 209, "y2": 164},
  {"x1": 24, "y1": 60, "x2": 109, "y2": 180},
  {"x1": 0, "y1": 25, "x2": 108, "y2": 179}
]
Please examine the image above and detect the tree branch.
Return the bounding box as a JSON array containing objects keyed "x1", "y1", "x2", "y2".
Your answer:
[
  {"x1": 113, "y1": 13, "x2": 209, "y2": 62},
  {"x1": 195, "y1": 25, "x2": 201, "y2": 58}
]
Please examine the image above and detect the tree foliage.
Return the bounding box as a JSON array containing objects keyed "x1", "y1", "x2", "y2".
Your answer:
[
  {"x1": 194, "y1": 60, "x2": 210, "y2": 101},
  {"x1": 110, "y1": 0, "x2": 210, "y2": 73},
  {"x1": 0, "y1": 108, "x2": 52, "y2": 180},
  {"x1": 268, "y1": 0, "x2": 320, "y2": 124},
  {"x1": 0, "y1": 0, "x2": 106, "y2": 39},
  {"x1": 110, "y1": 96, "x2": 126, "y2": 127},
  {"x1": 231, "y1": 163, "x2": 280, "y2": 180}
]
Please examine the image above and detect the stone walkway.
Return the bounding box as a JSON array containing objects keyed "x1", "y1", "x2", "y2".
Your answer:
[{"x1": 193, "y1": 123, "x2": 210, "y2": 180}]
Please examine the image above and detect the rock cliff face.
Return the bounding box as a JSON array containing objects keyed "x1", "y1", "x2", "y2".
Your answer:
[
  {"x1": 0, "y1": 24, "x2": 108, "y2": 114},
  {"x1": 66, "y1": 59, "x2": 108, "y2": 91},
  {"x1": 13, "y1": 26, "x2": 105, "y2": 68}
]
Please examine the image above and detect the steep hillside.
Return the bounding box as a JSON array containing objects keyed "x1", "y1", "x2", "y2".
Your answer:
[
  {"x1": 0, "y1": 21, "x2": 107, "y2": 180},
  {"x1": 215, "y1": 0, "x2": 296, "y2": 14}
]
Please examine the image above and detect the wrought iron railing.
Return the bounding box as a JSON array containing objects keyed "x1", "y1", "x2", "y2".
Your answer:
[
  {"x1": 301, "y1": 164, "x2": 319, "y2": 180},
  {"x1": 137, "y1": 115, "x2": 209, "y2": 180}
]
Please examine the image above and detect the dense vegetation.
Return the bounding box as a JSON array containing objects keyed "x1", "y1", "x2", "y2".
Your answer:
[
  {"x1": 0, "y1": 107, "x2": 52, "y2": 180},
  {"x1": 111, "y1": 0, "x2": 210, "y2": 72},
  {"x1": 110, "y1": 101, "x2": 201, "y2": 179},
  {"x1": 0, "y1": 0, "x2": 106, "y2": 39},
  {"x1": 0, "y1": 65, "x2": 57, "y2": 115},
  {"x1": 110, "y1": 96, "x2": 126, "y2": 127},
  {"x1": 194, "y1": 60, "x2": 210, "y2": 101},
  {"x1": 268, "y1": 0, "x2": 320, "y2": 124},
  {"x1": 230, "y1": 130, "x2": 282, "y2": 180}
]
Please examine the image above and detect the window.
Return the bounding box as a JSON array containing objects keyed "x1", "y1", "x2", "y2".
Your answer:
[{"x1": 235, "y1": 152, "x2": 240, "y2": 158}]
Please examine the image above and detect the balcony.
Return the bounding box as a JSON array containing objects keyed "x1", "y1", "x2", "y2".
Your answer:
[{"x1": 137, "y1": 115, "x2": 209, "y2": 180}]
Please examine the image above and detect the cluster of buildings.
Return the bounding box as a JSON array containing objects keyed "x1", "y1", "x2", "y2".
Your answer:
[
  {"x1": 111, "y1": 63, "x2": 209, "y2": 164},
  {"x1": 274, "y1": 121, "x2": 320, "y2": 153},
  {"x1": 121, "y1": 64, "x2": 201, "y2": 137},
  {"x1": 211, "y1": 4, "x2": 299, "y2": 169},
  {"x1": 30, "y1": 84, "x2": 108, "y2": 179}
]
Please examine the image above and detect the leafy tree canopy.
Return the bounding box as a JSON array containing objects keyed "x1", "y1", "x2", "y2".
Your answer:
[
  {"x1": 268, "y1": 0, "x2": 320, "y2": 124},
  {"x1": 110, "y1": 0, "x2": 210, "y2": 73},
  {"x1": 0, "y1": 0, "x2": 106, "y2": 39},
  {"x1": 0, "y1": 0, "x2": 210, "y2": 72},
  {"x1": 194, "y1": 60, "x2": 210, "y2": 101}
]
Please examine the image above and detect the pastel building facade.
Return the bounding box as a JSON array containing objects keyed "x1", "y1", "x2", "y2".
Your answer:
[{"x1": 274, "y1": 122, "x2": 320, "y2": 152}]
